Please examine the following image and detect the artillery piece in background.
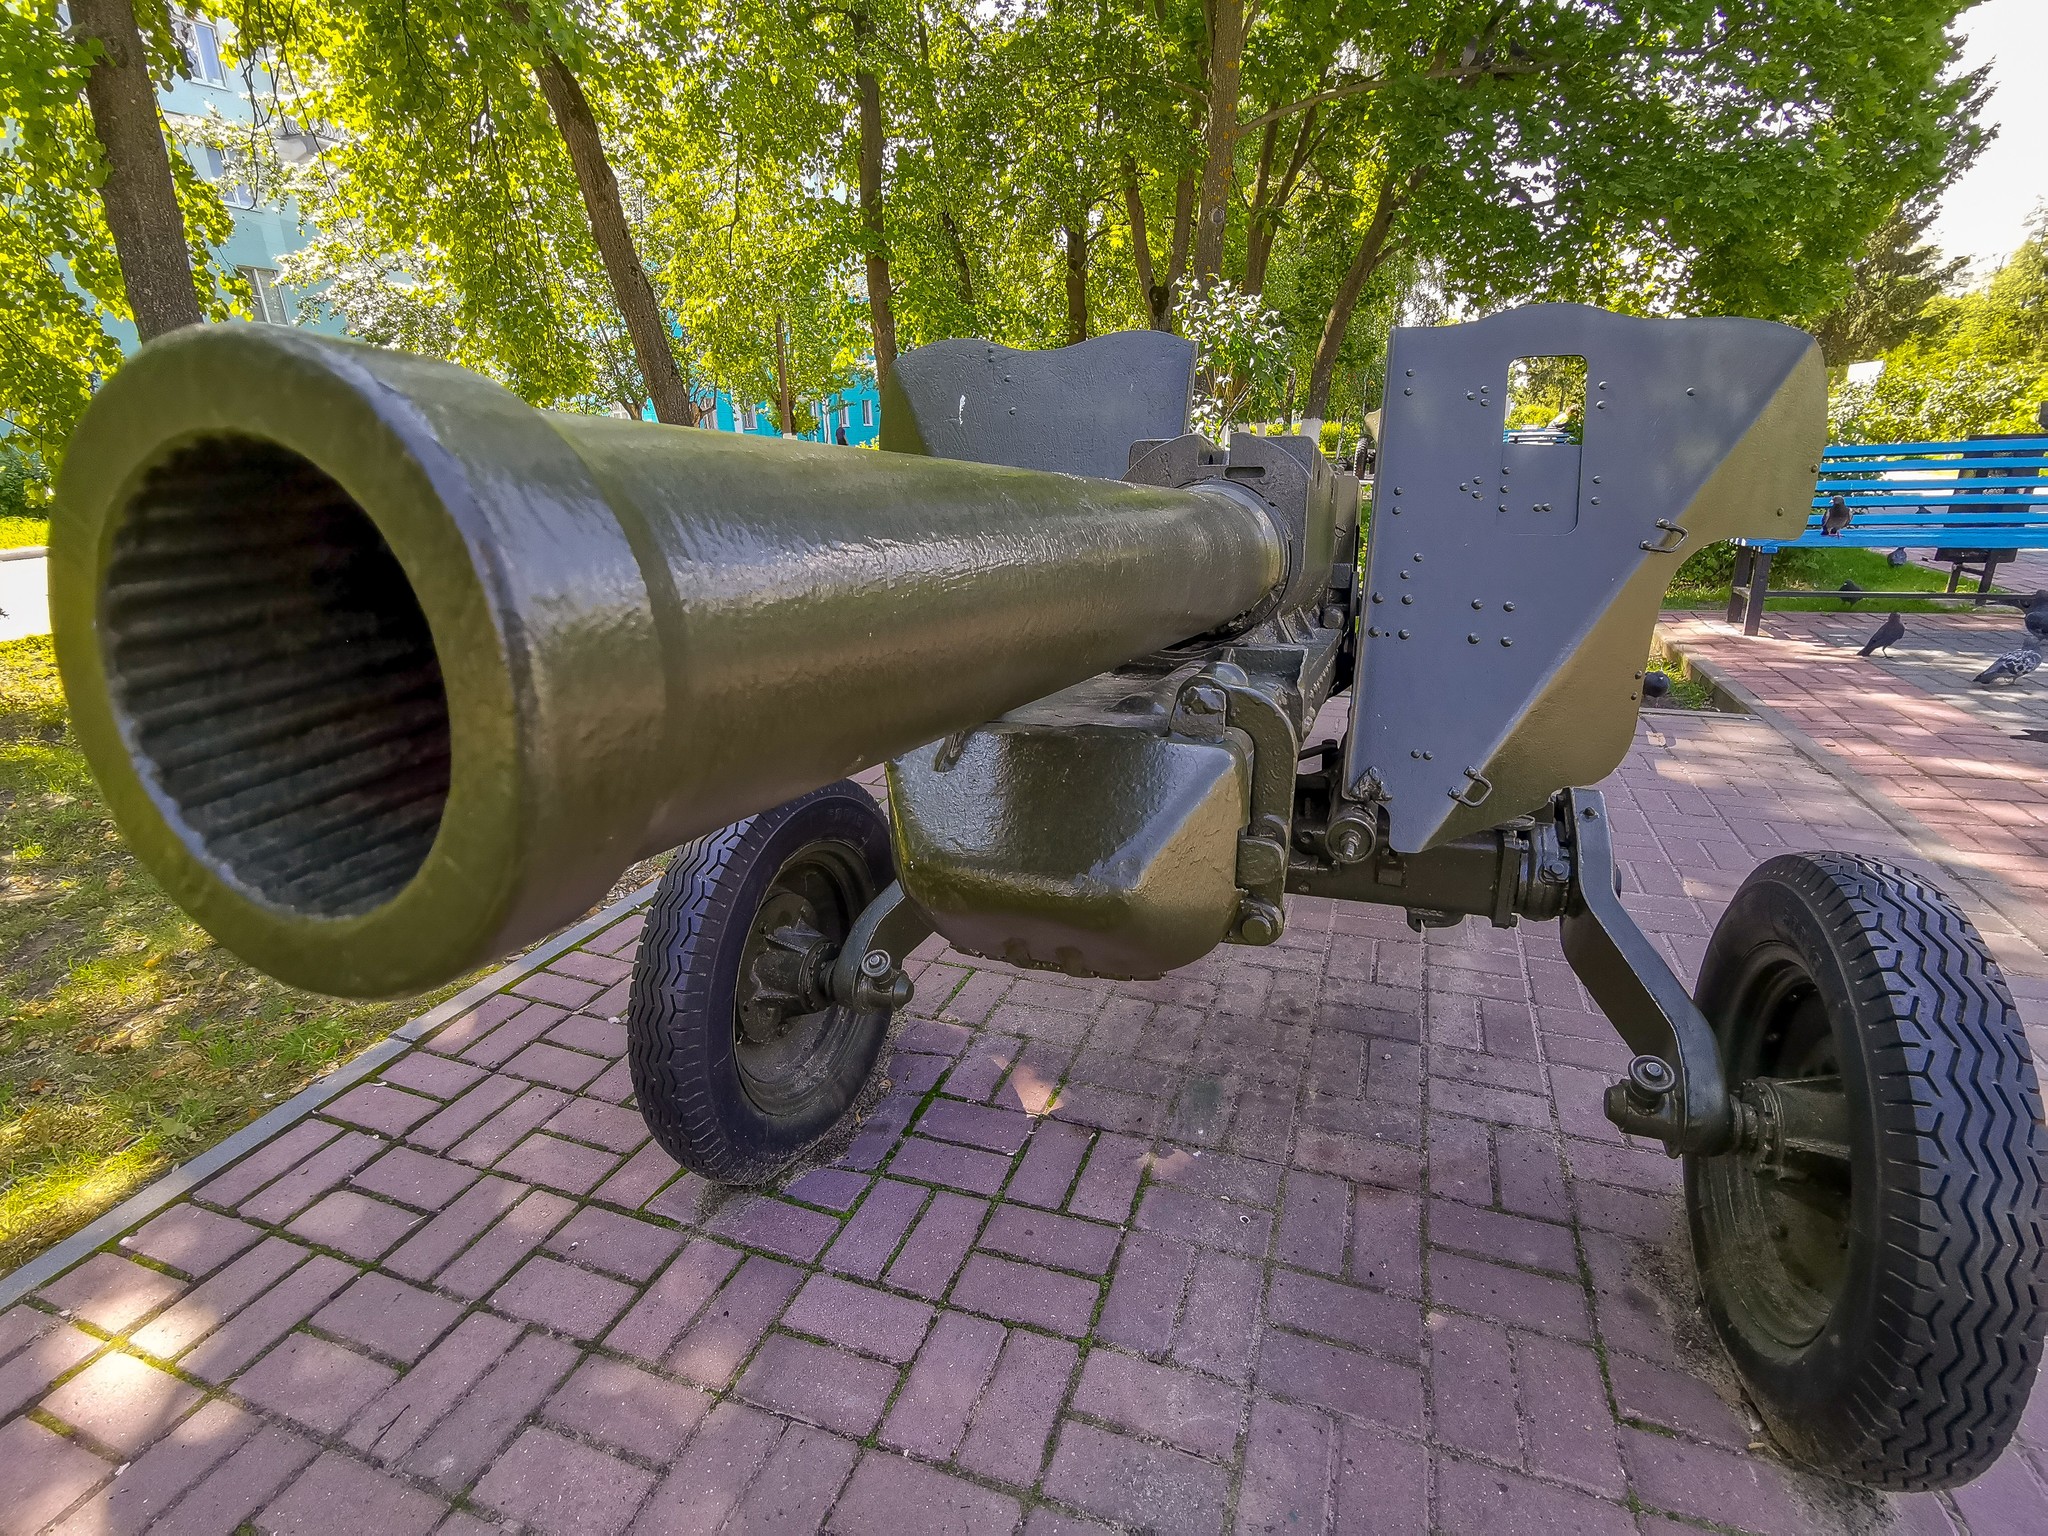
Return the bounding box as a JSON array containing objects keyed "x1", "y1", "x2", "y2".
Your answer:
[{"x1": 50, "y1": 307, "x2": 2045, "y2": 1493}]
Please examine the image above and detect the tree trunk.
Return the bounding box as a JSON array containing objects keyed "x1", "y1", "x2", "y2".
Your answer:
[
  {"x1": 773, "y1": 314, "x2": 794, "y2": 435},
  {"x1": 515, "y1": 10, "x2": 696, "y2": 425},
  {"x1": 1064, "y1": 223, "x2": 1088, "y2": 345},
  {"x1": 1243, "y1": 108, "x2": 1318, "y2": 296},
  {"x1": 853, "y1": 13, "x2": 898, "y2": 382},
  {"x1": 1164, "y1": 173, "x2": 1195, "y2": 325},
  {"x1": 941, "y1": 210, "x2": 976, "y2": 308},
  {"x1": 73, "y1": 0, "x2": 203, "y2": 340},
  {"x1": 1122, "y1": 163, "x2": 1163, "y2": 332},
  {"x1": 1190, "y1": 0, "x2": 1245, "y2": 285},
  {"x1": 1304, "y1": 168, "x2": 1414, "y2": 423}
]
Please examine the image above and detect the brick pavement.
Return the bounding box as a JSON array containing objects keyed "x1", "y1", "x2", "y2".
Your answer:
[
  {"x1": 1664, "y1": 611, "x2": 2048, "y2": 939},
  {"x1": 5, "y1": 711, "x2": 2048, "y2": 1535}
]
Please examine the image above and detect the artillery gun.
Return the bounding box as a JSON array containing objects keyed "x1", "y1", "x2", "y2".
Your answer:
[{"x1": 50, "y1": 306, "x2": 2044, "y2": 1492}]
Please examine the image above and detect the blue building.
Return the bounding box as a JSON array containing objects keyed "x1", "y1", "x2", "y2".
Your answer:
[{"x1": 701, "y1": 379, "x2": 882, "y2": 445}]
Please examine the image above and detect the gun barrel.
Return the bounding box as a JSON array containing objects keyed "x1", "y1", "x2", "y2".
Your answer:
[{"x1": 51, "y1": 326, "x2": 1284, "y2": 996}]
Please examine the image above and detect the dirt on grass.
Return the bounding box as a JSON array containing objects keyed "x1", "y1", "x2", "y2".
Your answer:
[{"x1": 0, "y1": 634, "x2": 470, "y2": 1271}]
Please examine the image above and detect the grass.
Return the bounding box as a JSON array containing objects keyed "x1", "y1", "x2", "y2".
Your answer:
[
  {"x1": 0, "y1": 515, "x2": 49, "y2": 550},
  {"x1": 0, "y1": 634, "x2": 468, "y2": 1271},
  {"x1": 1664, "y1": 545, "x2": 1978, "y2": 615}
]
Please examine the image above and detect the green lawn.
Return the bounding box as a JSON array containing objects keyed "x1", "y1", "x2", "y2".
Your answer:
[
  {"x1": 0, "y1": 516, "x2": 49, "y2": 550},
  {"x1": 1664, "y1": 544, "x2": 1978, "y2": 615},
  {"x1": 0, "y1": 635, "x2": 465, "y2": 1271}
]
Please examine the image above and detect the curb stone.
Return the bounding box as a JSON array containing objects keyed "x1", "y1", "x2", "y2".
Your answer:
[{"x1": 0, "y1": 878, "x2": 662, "y2": 1308}]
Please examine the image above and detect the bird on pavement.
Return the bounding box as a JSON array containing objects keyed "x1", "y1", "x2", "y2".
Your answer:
[
  {"x1": 1975, "y1": 644, "x2": 2043, "y2": 687},
  {"x1": 1820, "y1": 494, "x2": 1854, "y2": 536},
  {"x1": 1858, "y1": 612, "x2": 1905, "y2": 657},
  {"x1": 2023, "y1": 591, "x2": 2048, "y2": 647}
]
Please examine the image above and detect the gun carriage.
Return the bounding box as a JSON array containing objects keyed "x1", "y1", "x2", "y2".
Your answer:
[{"x1": 50, "y1": 306, "x2": 2045, "y2": 1492}]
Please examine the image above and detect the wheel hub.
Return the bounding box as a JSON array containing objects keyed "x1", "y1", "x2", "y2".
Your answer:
[{"x1": 736, "y1": 891, "x2": 837, "y2": 1045}]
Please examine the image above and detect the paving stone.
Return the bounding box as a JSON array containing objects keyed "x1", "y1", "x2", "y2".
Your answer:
[
  {"x1": 40, "y1": 1349, "x2": 202, "y2": 1458},
  {"x1": 543, "y1": 1355, "x2": 711, "y2": 1462},
  {"x1": 540, "y1": 1095, "x2": 646, "y2": 1154},
  {"x1": 886, "y1": 1190, "x2": 988, "y2": 1300},
  {"x1": 783, "y1": 1272, "x2": 935, "y2": 1362},
  {"x1": 1096, "y1": 1231, "x2": 1195, "y2": 1355},
  {"x1": 426, "y1": 993, "x2": 526, "y2": 1058},
  {"x1": 1621, "y1": 1426, "x2": 1812, "y2": 1535},
  {"x1": 148, "y1": 1422, "x2": 320, "y2": 1536},
  {"x1": 380, "y1": 1051, "x2": 486, "y2": 1100},
  {"x1": 540, "y1": 1203, "x2": 681, "y2": 1282},
  {"x1": 1065, "y1": 1130, "x2": 1149, "y2": 1222},
  {"x1": 978, "y1": 1202, "x2": 1122, "y2": 1277},
  {"x1": 491, "y1": 1254, "x2": 637, "y2": 1340},
  {"x1": 1429, "y1": 1311, "x2": 1518, "y2": 1460},
  {"x1": 52, "y1": 1396, "x2": 256, "y2": 1536},
  {"x1": 234, "y1": 1332, "x2": 399, "y2": 1436},
  {"x1": 1256, "y1": 1327, "x2": 1424, "y2": 1434},
  {"x1": 0, "y1": 1416, "x2": 113, "y2": 1534},
  {"x1": 120, "y1": 1205, "x2": 261, "y2": 1279},
  {"x1": 130, "y1": 1237, "x2": 308, "y2": 1362},
  {"x1": 784, "y1": 1166, "x2": 869, "y2": 1211},
  {"x1": 348, "y1": 1145, "x2": 480, "y2": 1211},
  {"x1": 238, "y1": 1130, "x2": 385, "y2": 1225},
  {"x1": 1135, "y1": 1182, "x2": 1273, "y2": 1259},
  {"x1": 918, "y1": 1098, "x2": 1034, "y2": 1154},
  {"x1": 668, "y1": 1254, "x2": 804, "y2": 1389},
  {"x1": 826, "y1": 1178, "x2": 927, "y2": 1280},
  {"x1": 1007, "y1": 1121, "x2": 1092, "y2": 1209},
  {"x1": 606, "y1": 1238, "x2": 743, "y2": 1365},
  {"x1": 257, "y1": 1448, "x2": 447, "y2": 1535},
  {"x1": 382, "y1": 1175, "x2": 524, "y2": 1283},
  {"x1": 181, "y1": 1253, "x2": 357, "y2": 1384},
  {"x1": 879, "y1": 1309, "x2": 1006, "y2": 1458},
  {"x1": 593, "y1": 1142, "x2": 684, "y2": 1208},
  {"x1": 1433, "y1": 1453, "x2": 1635, "y2": 1535},
  {"x1": 450, "y1": 1085, "x2": 572, "y2": 1167},
  {"x1": 1267, "y1": 1267, "x2": 1421, "y2": 1363},
  {"x1": 512, "y1": 971, "x2": 604, "y2": 1011},
  {"x1": 471, "y1": 1425, "x2": 655, "y2": 1535},
  {"x1": 889, "y1": 1134, "x2": 1015, "y2": 1195},
  {"x1": 285, "y1": 1189, "x2": 420, "y2": 1260},
  {"x1": 313, "y1": 1272, "x2": 463, "y2": 1364},
  {"x1": 1237, "y1": 1396, "x2": 1334, "y2": 1536},
  {"x1": 1173, "y1": 1248, "x2": 1264, "y2": 1382},
  {"x1": 957, "y1": 1328, "x2": 1077, "y2": 1487},
  {"x1": 494, "y1": 1132, "x2": 620, "y2": 1196},
  {"x1": 398, "y1": 1331, "x2": 581, "y2": 1493},
  {"x1": 196, "y1": 1121, "x2": 340, "y2": 1210},
  {"x1": 725, "y1": 1421, "x2": 859, "y2": 1529},
  {"x1": 504, "y1": 1041, "x2": 608, "y2": 1092},
  {"x1": 437, "y1": 1188, "x2": 576, "y2": 1300},
  {"x1": 36, "y1": 1252, "x2": 185, "y2": 1334},
  {"x1": 407, "y1": 1076, "x2": 525, "y2": 1154},
  {"x1": 831, "y1": 1451, "x2": 1023, "y2": 1536},
  {"x1": 551, "y1": 948, "x2": 633, "y2": 986},
  {"x1": 705, "y1": 1194, "x2": 841, "y2": 1261},
  {"x1": 1429, "y1": 1250, "x2": 1592, "y2": 1341},
  {"x1": 736, "y1": 1332, "x2": 899, "y2": 1438},
  {"x1": 1042, "y1": 1420, "x2": 1229, "y2": 1536},
  {"x1": 627, "y1": 1400, "x2": 782, "y2": 1535},
  {"x1": 325, "y1": 1081, "x2": 440, "y2": 1136},
  {"x1": 951, "y1": 1253, "x2": 1098, "y2": 1336},
  {"x1": 1428, "y1": 1197, "x2": 1579, "y2": 1276},
  {"x1": 1072, "y1": 1348, "x2": 1242, "y2": 1460},
  {"x1": 344, "y1": 1311, "x2": 523, "y2": 1463}
]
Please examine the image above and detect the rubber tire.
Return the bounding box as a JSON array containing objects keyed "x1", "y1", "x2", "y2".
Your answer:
[
  {"x1": 1686, "y1": 852, "x2": 2046, "y2": 1490},
  {"x1": 627, "y1": 781, "x2": 894, "y2": 1185}
]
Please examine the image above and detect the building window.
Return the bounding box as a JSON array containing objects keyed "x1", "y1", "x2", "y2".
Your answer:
[
  {"x1": 174, "y1": 15, "x2": 228, "y2": 87},
  {"x1": 238, "y1": 266, "x2": 289, "y2": 325},
  {"x1": 861, "y1": 398, "x2": 874, "y2": 428},
  {"x1": 741, "y1": 404, "x2": 759, "y2": 432},
  {"x1": 195, "y1": 145, "x2": 252, "y2": 207}
]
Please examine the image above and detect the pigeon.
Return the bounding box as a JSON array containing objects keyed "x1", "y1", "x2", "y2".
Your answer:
[
  {"x1": 1820, "y1": 494, "x2": 1853, "y2": 536},
  {"x1": 1641, "y1": 671, "x2": 1672, "y2": 701},
  {"x1": 1858, "y1": 612, "x2": 1905, "y2": 657},
  {"x1": 1837, "y1": 579, "x2": 1864, "y2": 607},
  {"x1": 1975, "y1": 644, "x2": 2043, "y2": 687},
  {"x1": 1887, "y1": 547, "x2": 1910, "y2": 568},
  {"x1": 2024, "y1": 591, "x2": 2048, "y2": 647}
]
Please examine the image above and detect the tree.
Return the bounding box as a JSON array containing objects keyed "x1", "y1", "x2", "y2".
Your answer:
[
  {"x1": 1, "y1": 1, "x2": 234, "y2": 474},
  {"x1": 1808, "y1": 204, "x2": 1972, "y2": 368},
  {"x1": 244, "y1": 0, "x2": 697, "y2": 422}
]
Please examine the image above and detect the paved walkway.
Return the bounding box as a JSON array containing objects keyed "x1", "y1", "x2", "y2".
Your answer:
[
  {"x1": 1664, "y1": 611, "x2": 2048, "y2": 959},
  {"x1": 3, "y1": 710, "x2": 2046, "y2": 1535}
]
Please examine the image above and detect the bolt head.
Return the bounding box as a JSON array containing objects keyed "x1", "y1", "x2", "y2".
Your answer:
[{"x1": 860, "y1": 949, "x2": 892, "y2": 978}]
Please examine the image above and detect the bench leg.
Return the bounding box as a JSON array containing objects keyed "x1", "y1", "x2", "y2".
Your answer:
[
  {"x1": 1743, "y1": 550, "x2": 1771, "y2": 636},
  {"x1": 1727, "y1": 547, "x2": 1753, "y2": 626},
  {"x1": 1946, "y1": 564, "x2": 1963, "y2": 594}
]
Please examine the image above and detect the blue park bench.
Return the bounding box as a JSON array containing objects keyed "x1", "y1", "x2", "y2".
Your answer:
[{"x1": 1724, "y1": 434, "x2": 2048, "y2": 634}]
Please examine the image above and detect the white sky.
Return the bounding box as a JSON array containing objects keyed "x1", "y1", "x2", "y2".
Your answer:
[{"x1": 1929, "y1": 0, "x2": 2048, "y2": 277}]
